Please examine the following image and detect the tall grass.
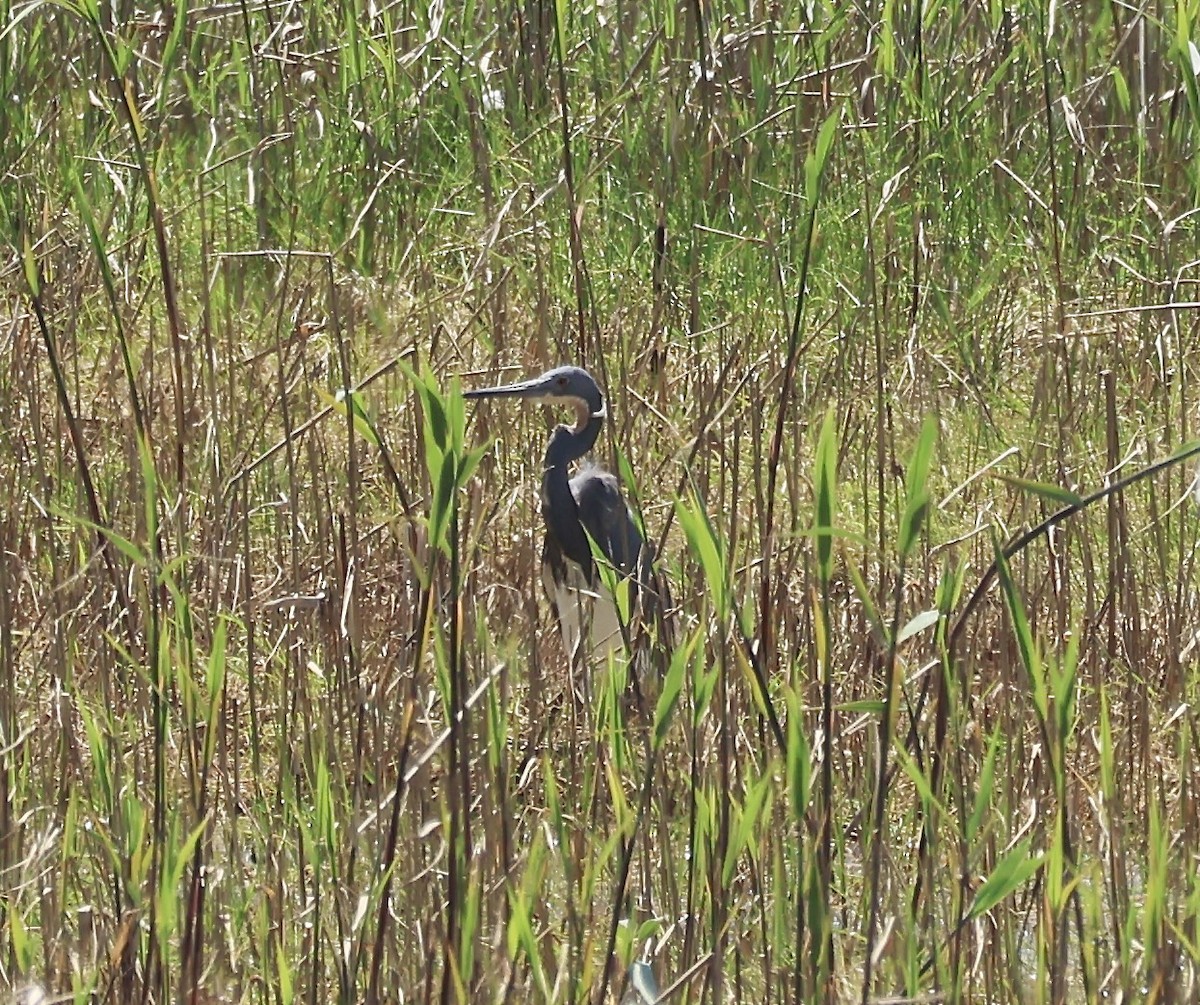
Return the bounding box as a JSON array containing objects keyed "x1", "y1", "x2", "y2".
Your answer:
[{"x1": 3, "y1": 1, "x2": 1200, "y2": 1002}]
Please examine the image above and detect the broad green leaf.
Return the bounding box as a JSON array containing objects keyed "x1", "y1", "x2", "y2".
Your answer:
[
  {"x1": 899, "y1": 416, "x2": 937, "y2": 558},
  {"x1": 966, "y1": 838, "x2": 1043, "y2": 919},
  {"x1": 10, "y1": 904, "x2": 31, "y2": 971},
  {"x1": 79, "y1": 704, "x2": 113, "y2": 811},
  {"x1": 1052, "y1": 628, "x2": 1080, "y2": 748},
  {"x1": 1170, "y1": 438, "x2": 1200, "y2": 462},
  {"x1": 21, "y1": 229, "x2": 40, "y2": 296},
  {"x1": 554, "y1": 0, "x2": 568, "y2": 64},
  {"x1": 967, "y1": 722, "x2": 1003, "y2": 843},
  {"x1": 836, "y1": 699, "x2": 885, "y2": 714},
  {"x1": 460, "y1": 865, "x2": 482, "y2": 985},
  {"x1": 813, "y1": 407, "x2": 838, "y2": 587},
  {"x1": 895, "y1": 745, "x2": 943, "y2": 811},
  {"x1": 805, "y1": 110, "x2": 841, "y2": 202},
  {"x1": 156, "y1": 0, "x2": 188, "y2": 115},
  {"x1": 653, "y1": 628, "x2": 696, "y2": 749},
  {"x1": 457, "y1": 444, "x2": 486, "y2": 488},
  {"x1": 896, "y1": 608, "x2": 940, "y2": 645},
  {"x1": 677, "y1": 492, "x2": 728, "y2": 615},
  {"x1": 785, "y1": 688, "x2": 812, "y2": 821},
  {"x1": 318, "y1": 387, "x2": 382, "y2": 448},
  {"x1": 507, "y1": 881, "x2": 549, "y2": 1001},
  {"x1": 424, "y1": 459, "x2": 454, "y2": 555},
  {"x1": 203, "y1": 619, "x2": 228, "y2": 769},
  {"x1": 845, "y1": 560, "x2": 887, "y2": 647},
  {"x1": 616, "y1": 446, "x2": 641, "y2": 515},
  {"x1": 807, "y1": 854, "x2": 828, "y2": 976},
  {"x1": 54, "y1": 506, "x2": 147, "y2": 567},
  {"x1": 1111, "y1": 65, "x2": 1131, "y2": 114},
  {"x1": 935, "y1": 556, "x2": 967, "y2": 621},
  {"x1": 994, "y1": 540, "x2": 1047, "y2": 721},
  {"x1": 277, "y1": 947, "x2": 294, "y2": 1005},
  {"x1": 693, "y1": 658, "x2": 719, "y2": 727},
  {"x1": 1098, "y1": 685, "x2": 1114, "y2": 800},
  {"x1": 995, "y1": 475, "x2": 1082, "y2": 508},
  {"x1": 138, "y1": 432, "x2": 158, "y2": 557},
  {"x1": 69, "y1": 168, "x2": 141, "y2": 421},
  {"x1": 157, "y1": 813, "x2": 210, "y2": 938},
  {"x1": 722, "y1": 772, "x2": 772, "y2": 887}
]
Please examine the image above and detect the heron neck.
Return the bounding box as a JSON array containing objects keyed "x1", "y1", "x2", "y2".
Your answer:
[
  {"x1": 545, "y1": 415, "x2": 602, "y2": 471},
  {"x1": 541, "y1": 416, "x2": 603, "y2": 569}
]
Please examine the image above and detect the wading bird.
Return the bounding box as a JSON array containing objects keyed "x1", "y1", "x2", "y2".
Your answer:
[{"x1": 464, "y1": 365, "x2": 670, "y2": 670}]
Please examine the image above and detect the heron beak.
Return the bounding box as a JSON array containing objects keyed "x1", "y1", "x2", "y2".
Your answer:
[
  {"x1": 463, "y1": 374, "x2": 601, "y2": 433},
  {"x1": 462, "y1": 376, "x2": 553, "y2": 401}
]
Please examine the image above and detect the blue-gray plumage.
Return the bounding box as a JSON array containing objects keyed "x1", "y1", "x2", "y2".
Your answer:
[{"x1": 464, "y1": 365, "x2": 669, "y2": 665}]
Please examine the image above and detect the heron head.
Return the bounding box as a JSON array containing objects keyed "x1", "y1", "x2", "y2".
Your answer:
[{"x1": 464, "y1": 365, "x2": 606, "y2": 431}]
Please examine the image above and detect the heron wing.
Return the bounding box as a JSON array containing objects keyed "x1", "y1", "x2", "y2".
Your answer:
[
  {"x1": 569, "y1": 468, "x2": 644, "y2": 579},
  {"x1": 570, "y1": 468, "x2": 673, "y2": 648}
]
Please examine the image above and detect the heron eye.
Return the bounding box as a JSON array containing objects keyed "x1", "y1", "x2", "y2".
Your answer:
[{"x1": 557, "y1": 377, "x2": 567, "y2": 386}]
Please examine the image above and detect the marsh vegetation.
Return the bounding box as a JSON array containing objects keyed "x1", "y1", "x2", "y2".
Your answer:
[{"x1": 3, "y1": 2, "x2": 1200, "y2": 1003}]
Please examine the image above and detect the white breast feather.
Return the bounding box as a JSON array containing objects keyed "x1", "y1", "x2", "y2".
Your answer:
[{"x1": 543, "y1": 560, "x2": 624, "y2": 662}]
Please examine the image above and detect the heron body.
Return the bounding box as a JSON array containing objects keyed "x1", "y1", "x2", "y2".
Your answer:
[{"x1": 464, "y1": 365, "x2": 668, "y2": 665}]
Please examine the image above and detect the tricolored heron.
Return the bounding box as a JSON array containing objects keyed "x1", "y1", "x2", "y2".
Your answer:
[{"x1": 464, "y1": 365, "x2": 670, "y2": 668}]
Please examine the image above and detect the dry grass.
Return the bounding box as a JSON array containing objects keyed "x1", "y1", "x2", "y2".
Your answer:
[{"x1": 3, "y1": 2, "x2": 1200, "y2": 1003}]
